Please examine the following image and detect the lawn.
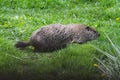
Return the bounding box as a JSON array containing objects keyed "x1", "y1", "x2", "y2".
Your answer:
[{"x1": 0, "y1": 0, "x2": 120, "y2": 80}]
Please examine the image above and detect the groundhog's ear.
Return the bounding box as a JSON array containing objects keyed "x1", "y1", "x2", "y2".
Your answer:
[{"x1": 85, "y1": 26, "x2": 90, "y2": 31}]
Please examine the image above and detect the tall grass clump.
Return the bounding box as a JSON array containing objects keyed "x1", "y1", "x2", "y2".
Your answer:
[{"x1": 93, "y1": 33, "x2": 120, "y2": 80}]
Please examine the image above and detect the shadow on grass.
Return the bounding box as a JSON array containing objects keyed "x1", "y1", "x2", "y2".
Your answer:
[{"x1": 0, "y1": 70, "x2": 103, "y2": 80}]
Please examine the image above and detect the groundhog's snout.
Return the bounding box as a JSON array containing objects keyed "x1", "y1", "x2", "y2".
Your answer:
[{"x1": 94, "y1": 30, "x2": 100, "y2": 37}]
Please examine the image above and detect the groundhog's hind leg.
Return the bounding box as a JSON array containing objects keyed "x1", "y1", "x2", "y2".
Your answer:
[
  {"x1": 33, "y1": 45, "x2": 46, "y2": 52},
  {"x1": 33, "y1": 44, "x2": 49, "y2": 52}
]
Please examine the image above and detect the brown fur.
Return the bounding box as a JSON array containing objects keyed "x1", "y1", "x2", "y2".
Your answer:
[{"x1": 15, "y1": 24, "x2": 100, "y2": 52}]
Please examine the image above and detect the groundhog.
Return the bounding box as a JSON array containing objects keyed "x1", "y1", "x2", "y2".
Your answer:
[{"x1": 15, "y1": 24, "x2": 100, "y2": 52}]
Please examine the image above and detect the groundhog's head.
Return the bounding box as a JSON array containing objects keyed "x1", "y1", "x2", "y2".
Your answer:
[{"x1": 72, "y1": 25, "x2": 100, "y2": 44}]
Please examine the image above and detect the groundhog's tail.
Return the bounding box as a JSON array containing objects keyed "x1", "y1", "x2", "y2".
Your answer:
[{"x1": 15, "y1": 41, "x2": 30, "y2": 48}]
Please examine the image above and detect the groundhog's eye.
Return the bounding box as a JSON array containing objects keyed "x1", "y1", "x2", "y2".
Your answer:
[{"x1": 86, "y1": 26, "x2": 90, "y2": 31}]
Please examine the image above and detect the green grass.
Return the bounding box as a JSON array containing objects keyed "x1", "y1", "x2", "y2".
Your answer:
[
  {"x1": 93, "y1": 33, "x2": 120, "y2": 80},
  {"x1": 0, "y1": 0, "x2": 120, "y2": 80}
]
